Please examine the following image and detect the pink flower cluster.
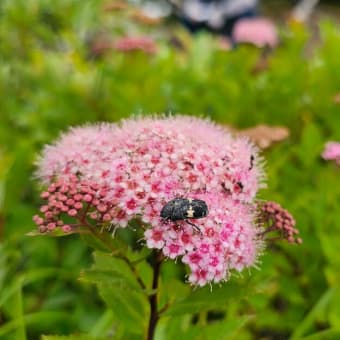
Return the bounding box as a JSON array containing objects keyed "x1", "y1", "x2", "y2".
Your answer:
[
  {"x1": 33, "y1": 176, "x2": 117, "y2": 233},
  {"x1": 322, "y1": 141, "x2": 340, "y2": 165},
  {"x1": 232, "y1": 18, "x2": 279, "y2": 48},
  {"x1": 113, "y1": 36, "x2": 158, "y2": 54},
  {"x1": 34, "y1": 116, "x2": 265, "y2": 286}
]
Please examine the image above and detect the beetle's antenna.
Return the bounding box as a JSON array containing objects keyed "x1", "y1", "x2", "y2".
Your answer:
[{"x1": 186, "y1": 220, "x2": 202, "y2": 234}]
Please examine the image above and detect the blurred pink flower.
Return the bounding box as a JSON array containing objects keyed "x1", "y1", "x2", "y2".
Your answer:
[
  {"x1": 34, "y1": 116, "x2": 266, "y2": 286},
  {"x1": 113, "y1": 36, "x2": 158, "y2": 54},
  {"x1": 322, "y1": 141, "x2": 340, "y2": 165},
  {"x1": 232, "y1": 18, "x2": 279, "y2": 48}
]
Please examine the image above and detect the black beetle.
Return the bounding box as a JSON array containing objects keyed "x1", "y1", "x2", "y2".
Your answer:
[{"x1": 160, "y1": 198, "x2": 208, "y2": 231}]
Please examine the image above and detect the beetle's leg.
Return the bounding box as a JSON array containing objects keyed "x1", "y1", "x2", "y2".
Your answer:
[
  {"x1": 186, "y1": 220, "x2": 202, "y2": 234},
  {"x1": 174, "y1": 222, "x2": 181, "y2": 230}
]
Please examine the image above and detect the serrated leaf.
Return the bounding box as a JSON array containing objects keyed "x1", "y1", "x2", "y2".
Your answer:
[
  {"x1": 159, "y1": 278, "x2": 191, "y2": 313},
  {"x1": 98, "y1": 283, "x2": 148, "y2": 334},
  {"x1": 84, "y1": 251, "x2": 146, "y2": 291},
  {"x1": 80, "y1": 233, "x2": 113, "y2": 252},
  {"x1": 80, "y1": 269, "x2": 142, "y2": 292},
  {"x1": 81, "y1": 251, "x2": 149, "y2": 335}
]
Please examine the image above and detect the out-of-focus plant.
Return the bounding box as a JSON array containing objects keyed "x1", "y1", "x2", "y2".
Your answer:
[{"x1": 322, "y1": 141, "x2": 340, "y2": 165}]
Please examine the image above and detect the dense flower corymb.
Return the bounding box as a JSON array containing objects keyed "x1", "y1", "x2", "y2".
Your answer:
[{"x1": 34, "y1": 115, "x2": 266, "y2": 286}]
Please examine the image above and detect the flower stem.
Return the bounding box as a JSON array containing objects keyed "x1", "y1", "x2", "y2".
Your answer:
[{"x1": 147, "y1": 251, "x2": 163, "y2": 340}]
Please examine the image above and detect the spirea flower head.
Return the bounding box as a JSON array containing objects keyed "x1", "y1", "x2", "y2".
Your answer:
[
  {"x1": 34, "y1": 115, "x2": 267, "y2": 286},
  {"x1": 322, "y1": 141, "x2": 340, "y2": 165}
]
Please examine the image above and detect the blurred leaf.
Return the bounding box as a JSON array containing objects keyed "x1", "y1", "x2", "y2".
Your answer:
[
  {"x1": 0, "y1": 312, "x2": 69, "y2": 338},
  {"x1": 89, "y1": 309, "x2": 115, "y2": 338},
  {"x1": 291, "y1": 289, "x2": 334, "y2": 339},
  {"x1": 42, "y1": 334, "x2": 107, "y2": 340},
  {"x1": 300, "y1": 328, "x2": 340, "y2": 340},
  {"x1": 164, "y1": 280, "x2": 249, "y2": 316},
  {"x1": 80, "y1": 251, "x2": 149, "y2": 336},
  {"x1": 80, "y1": 251, "x2": 145, "y2": 291},
  {"x1": 182, "y1": 315, "x2": 254, "y2": 340},
  {"x1": 97, "y1": 283, "x2": 148, "y2": 335},
  {"x1": 27, "y1": 229, "x2": 84, "y2": 237},
  {"x1": 236, "y1": 124, "x2": 290, "y2": 149},
  {"x1": 296, "y1": 123, "x2": 323, "y2": 168}
]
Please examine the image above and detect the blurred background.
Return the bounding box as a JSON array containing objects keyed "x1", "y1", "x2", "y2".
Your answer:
[{"x1": 1, "y1": 0, "x2": 340, "y2": 339}]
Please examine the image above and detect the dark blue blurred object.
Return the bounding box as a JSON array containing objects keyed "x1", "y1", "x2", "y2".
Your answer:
[{"x1": 171, "y1": 0, "x2": 258, "y2": 37}]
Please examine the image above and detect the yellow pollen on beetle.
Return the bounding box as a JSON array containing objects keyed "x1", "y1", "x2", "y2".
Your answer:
[
  {"x1": 188, "y1": 198, "x2": 193, "y2": 203},
  {"x1": 187, "y1": 205, "x2": 194, "y2": 218}
]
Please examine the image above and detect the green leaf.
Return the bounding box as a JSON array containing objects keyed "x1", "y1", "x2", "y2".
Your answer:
[
  {"x1": 80, "y1": 251, "x2": 145, "y2": 291},
  {"x1": 156, "y1": 314, "x2": 253, "y2": 340},
  {"x1": 164, "y1": 280, "x2": 249, "y2": 316},
  {"x1": 97, "y1": 283, "x2": 148, "y2": 334},
  {"x1": 4, "y1": 280, "x2": 26, "y2": 340},
  {"x1": 80, "y1": 233, "x2": 114, "y2": 252},
  {"x1": 80, "y1": 269, "x2": 142, "y2": 292},
  {"x1": 1, "y1": 268, "x2": 70, "y2": 308},
  {"x1": 291, "y1": 289, "x2": 334, "y2": 339},
  {"x1": 159, "y1": 278, "x2": 191, "y2": 313},
  {"x1": 26, "y1": 229, "x2": 80, "y2": 237},
  {"x1": 300, "y1": 328, "x2": 340, "y2": 340},
  {"x1": 0, "y1": 312, "x2": 69, "y2": 338},
  {"x1": 296, "y1": 123, "x2": 323, "y2": 168},
  {"x1": 182, "y1": 315, "x2": 254, "y2": 340},
  {"x1": 42, "y1": 335, "x2": 107, "y2": 340},
  {"x1": 81, "y1": 251, "x2": 149, "y2": 336},
  {"x1": 89, "y1": 309, "x2": 115, "y2": 338}
]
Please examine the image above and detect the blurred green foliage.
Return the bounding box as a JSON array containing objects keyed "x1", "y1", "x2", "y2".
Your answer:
[{"x1": 1, "y1": 0, "x2": 340, "y2": 339}]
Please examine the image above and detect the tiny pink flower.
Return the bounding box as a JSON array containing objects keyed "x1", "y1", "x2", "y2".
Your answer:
[
  {"x1": 322, "y1": 141, "x2": 340, "y2": 165},
  {"x1": 68, "y1": 209, "x2": 78, "y2": 217},
  {"x1": 40, "y1": 192, "x2": 50, "y2": 199},
  {"x1": 74, "y1": 202, "x2": 83, "y2": 210},
  {"x1": 62, "y1": 225, "x2": 72, "y2": 233},
  {"x1": 145, "y1": 228, "x2": 165, "y2": 249},
  {"x1": 163, "y1": 243, "x2": 183, "y2": 259},
  {"x1": 102, "y1": 214, "x2": 112, "y2": 222},
  {"x1": 47, "y1": 222, "x2": 56, "y2": 230}
]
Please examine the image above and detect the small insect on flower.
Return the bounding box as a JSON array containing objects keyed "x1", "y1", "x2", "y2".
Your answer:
[
  {"x1": 249, "y1": 155, "x2": 255, "y2": 171},
  {"x1": 160, "y1": 198, "x2": 208, "y2": 232}
]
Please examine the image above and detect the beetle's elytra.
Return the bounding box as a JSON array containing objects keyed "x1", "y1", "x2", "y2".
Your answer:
[{"x1": 160, "y1": 198, "x2": 208, "y2": 221}]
